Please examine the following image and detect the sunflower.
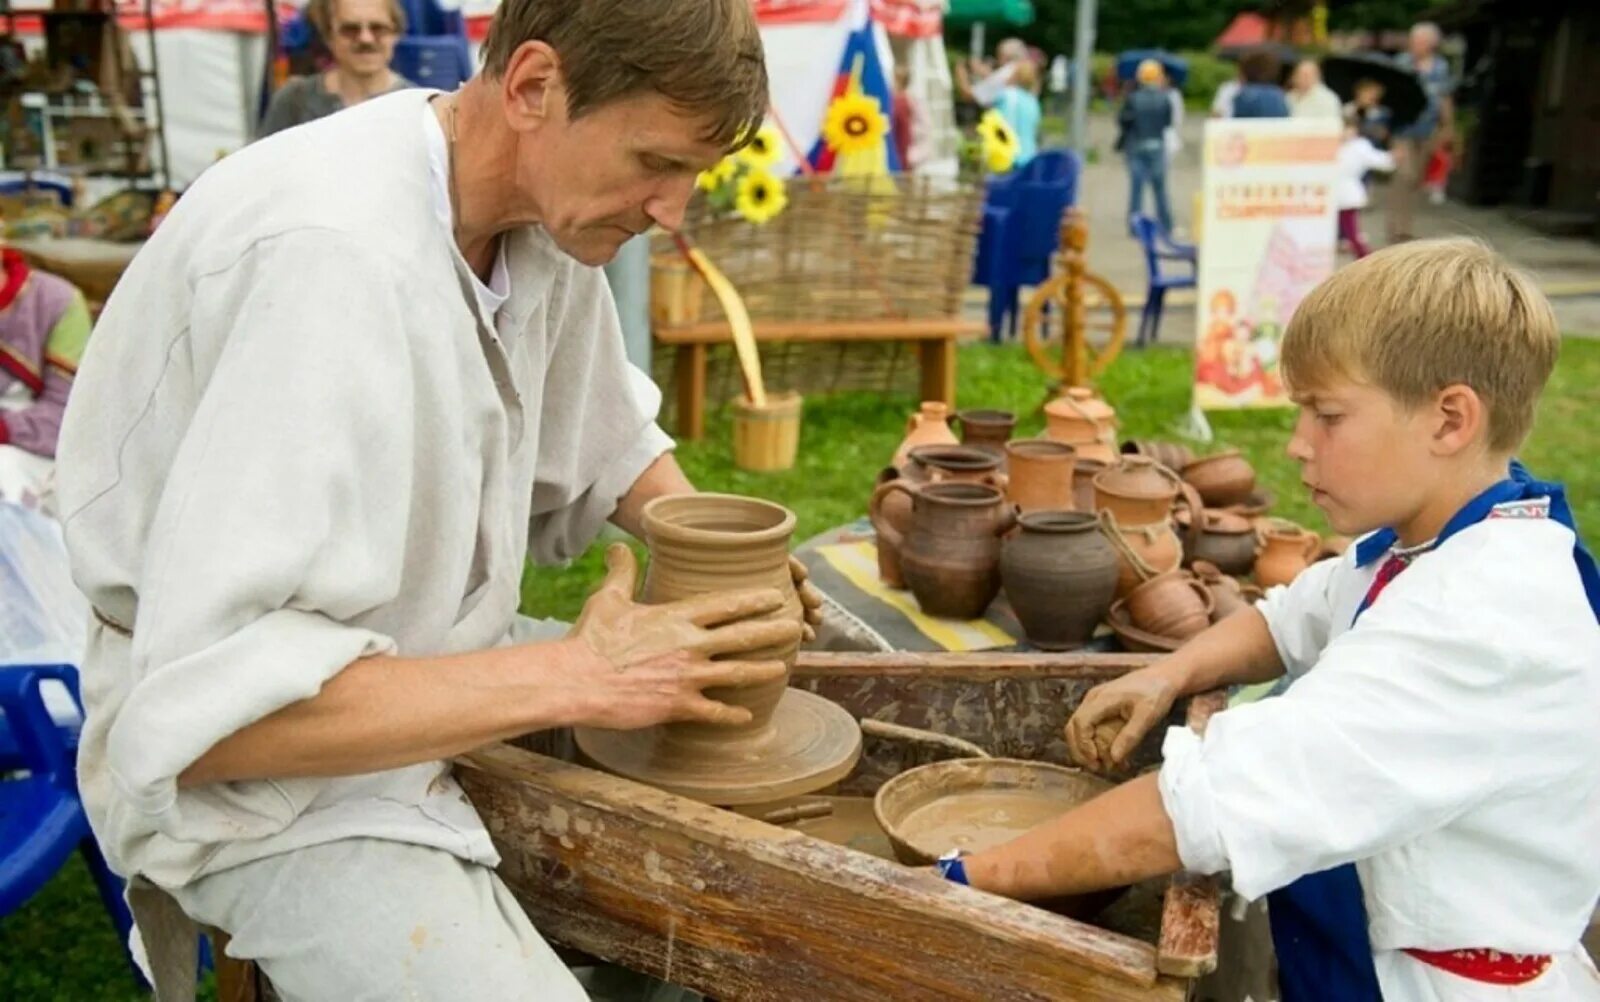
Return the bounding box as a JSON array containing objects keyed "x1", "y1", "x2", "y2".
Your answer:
[
  {"x1": 738, "y1": 125, "x2": 784, "y2": 169},
  {"x1": 976, "y1": 110, "x2": 1019, "y2": 174},
  {"x1": 735, "y1": 168, "x2": 788, "y2": 225},
  {"x1": 696, "y1": 156, "x2": 738, "y2": 193},
  {"x1": 822, "y1": 92, "x2": 889, "y2": 156}
]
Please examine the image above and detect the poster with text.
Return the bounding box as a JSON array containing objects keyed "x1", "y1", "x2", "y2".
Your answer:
[{"x1": 1196, "y1": 118, "x2": 1340, "y2": 409}]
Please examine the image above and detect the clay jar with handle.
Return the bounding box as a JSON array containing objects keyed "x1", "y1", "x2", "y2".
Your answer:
[
  {"x1": 877, "y1": 481, "x2": 1017, "y2": 619},
  {"x1": 1125, "y1": 570, "x2": 1215, "y2": 640},
  {"x1": 1092, "y1": 455, "x2": 1183, "y2": 525},
  {"x1": 871, "y1": 446, "x2": 1005, "y2": 587},
  {"x1": 1004, "y1": 439, "x2": 1076, "y2": 512},
  {"x1": 1192, "y1": 560, "x2": 1251, "y2": 621},
  {"x1": 1044, "y1": 388, "x2": 1118, "y2": 463},
  {"x1": 891, "y1": 401, "x2": 959, "y2": 468},
  {"x1": 1254, "y1": 518, "x2": 1324, "y2": 588},
  {"x1": 1176, "y1": 508, "x2": 1260, "y2": 576},
  {"x1": 1098, "y1": 509, "x2": 1184, "y2": 599},
  {"x1": 1181, "y1": 449, "x2": 1257, "y2": 507},
  {"x1": 1121, "y1": 438, "x2": 1195, "y2": 472},
  {"x1": 955, "y1": 409, "x2": 1016, "y2": 463},
  {"x1": 1000, "y1": 510, "x2": 1119, "y2": 649}
]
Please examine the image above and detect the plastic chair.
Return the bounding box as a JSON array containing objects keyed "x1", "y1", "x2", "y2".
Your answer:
[
  {"x1": 971, "y1": 151, "x2": 1082, "y2": 341},
  {"x1": 1129, "y1": 212, "x2": 1196, "y2": 346},
  {"x1": 392, "y1": 35, "x2": 474, "y2": 91},
  {"x1": 0, "y1": 664, "x2": 138, "y2": 979}
]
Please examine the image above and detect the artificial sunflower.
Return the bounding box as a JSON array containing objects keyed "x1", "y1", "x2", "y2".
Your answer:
[
  {"x1": 976, "y1": 110, "x2": 1019, "y2": 174},
  {"x1": 735, "y1": 168, "x2": 788, "y2": 225},
  {"x1": 822, "y1": 92, "x2": 889, "y2": 156},
  {"x1": 697, "y1": 156, "x2": 737, "y2": 193},
  {"x1": 738, "y1": 125, "x2": 783, "y2": 169}
]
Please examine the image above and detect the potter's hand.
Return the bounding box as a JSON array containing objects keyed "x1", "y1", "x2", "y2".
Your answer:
[
  {"x1": 1065, "y1": 665, "x2": 1181, "y2": 771},
  {"x1": 789, "y1": 555, "x2": 823, "y2": 644},
  {"x1": 565, "y1": 543, "x2": 798, "y2": 730}
]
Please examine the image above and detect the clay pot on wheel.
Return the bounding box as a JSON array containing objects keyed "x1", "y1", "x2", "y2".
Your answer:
[
  {"x1": 955, "y1": 409, "x2": 1017, "y2": 462},
  {"x1": 1175, "y1": 508, "x2": 1260, "y2": 576},
  {"x1": 1254, "y1": 519, "x2": 1323, "y2": 588},
  {"x1": 878, "y1": 481, "x2": 1017, "y2": 619},
  {"x1": 1121, "y1": 438, "x2": 1195, "y2": 472},
  {"x1": 1098, "y1": 509, "x2": 1184, "y2": 599},
  {"x1": 1000, "y1": 510, "x2": 1119, "y2": 650},
  {"x1": 892, "y1": 401, "x2": 959, "y2": 467},
  {"x1": 1125, "y1": 571, "x2": 1214, "y2": 639},
  {"x1": 1092, "y1": 455, "x2": 1183, "y2": 524},
  {"x1": 1181, "y1": 449, "x2": 1257, "y2": 507},
  {"x1": 1004, "y1": 439, "x2": 1076, "y2": 512},
  {"x1": 870, "y1": 446, "x2": 1004, "y2": 587}
]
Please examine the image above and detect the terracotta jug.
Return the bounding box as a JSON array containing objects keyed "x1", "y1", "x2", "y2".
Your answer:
[
  {"x1": 871, "y1": 446, "x2": 1005, "y2": 587},
  {"x1": 1004, "y1": 439, "x2": 1076, "y2": 512},
  {"x1": 1176, "y1": 508, "x2": 1260, "y2": 576},
  {"x1": 892, "y1": 401, "x2": 959, "y2": 468},
  {"x1": 1098, "y1": 509, "x2": 1184, "y2": 599},
  {"x1": 955, "y1": 409, "x2": 1017, "y2": 462},
  {"x1": 1092, "y1": 455, "x2": 1184, "y2": 525},
  {"x1": 1125, "y1": 571, "x2": 1214, "y2": 640},
  {"x1": 1071, "y1": 458, "x2": 1108, "y2": 512},
  {"x1": 1181, "y1": 449, "x2": 1257, "y2": 507},
  {"x1": 1254, "y1": 519, "x2": 1323, "y2": 588},
  {"x1": 1000, "y1": 510, "x2": 1119, "y2": 650},
  {"x1": 1121, "y1": 438, "x2": 1195, "y2": 472},
  {"x1": 877, "y1": 481, "x2": 1017, "y2": 619},
  {"x1": 1192, "y1": 561, "x2": 1251, "y2": 620}
]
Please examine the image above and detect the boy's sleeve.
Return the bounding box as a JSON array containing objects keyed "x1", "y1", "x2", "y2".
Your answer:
[
  {"x1": 1252, "y1": 555, "x2": 1343, "y2": 679},
  {"x1": 0, "y1": 288, "x2": 90, "y2": 458}
]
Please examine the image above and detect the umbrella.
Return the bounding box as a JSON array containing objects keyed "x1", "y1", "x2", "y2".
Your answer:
[
  {"x1": 1321, "y1": 53, "x2": 1428, "y2": 132},
  {"x1": 944, "y1": 0, "x2": 1035, "y2": 27},
  {"x1": 1116, "y1": 49, "x2": 1189, "y2": 88}
]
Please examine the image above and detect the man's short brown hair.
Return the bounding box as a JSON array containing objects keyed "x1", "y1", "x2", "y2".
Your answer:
[
  {"x1": 481, "y1": 0, "x2": 768, "y2": 151},
  {"x1": 1281, "y1": 238, "x2": 1560, "y2": 453}
]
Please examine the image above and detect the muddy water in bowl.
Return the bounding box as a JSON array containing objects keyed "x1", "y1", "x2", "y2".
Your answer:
[{"x1": 898, "y1": 789, "x2": 1081, "y2": 853}]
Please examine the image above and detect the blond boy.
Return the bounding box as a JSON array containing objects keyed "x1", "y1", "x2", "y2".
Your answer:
[{"x1": 937, "y1": 240, "x2": 1600, "y2": 1001}]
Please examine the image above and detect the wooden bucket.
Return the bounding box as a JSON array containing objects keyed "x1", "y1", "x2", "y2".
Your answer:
[
  {"x1": 649, "y1": 254, "x2": 704, "y2": 326},
  {"x1": 732, "y1": 391, "x2": 802, "y2": 472}
]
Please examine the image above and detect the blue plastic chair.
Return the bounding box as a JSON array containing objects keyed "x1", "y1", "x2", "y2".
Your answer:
[
  {"x1": 972, "y1": 151, "x2": 1081, "y2": 341},
  {"x1": 1129, "y1": 213, "x2": 1197, "y2": 346},
  {"x1": 1, "y1": 664, "x2": 138, "y2": 978}
]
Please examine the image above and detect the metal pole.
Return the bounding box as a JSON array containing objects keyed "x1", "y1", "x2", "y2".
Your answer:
[
  {"x1": 1070, "y1": 0, "x2": 1096, "y2": 155},
  {"x1": 143, "y1": 0, "x2": 171, "y2": 190}
]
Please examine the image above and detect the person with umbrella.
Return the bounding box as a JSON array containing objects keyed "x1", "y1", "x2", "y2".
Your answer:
[{"x1": 1389, "y1": 21, "x2": 1456, "y2": 242}]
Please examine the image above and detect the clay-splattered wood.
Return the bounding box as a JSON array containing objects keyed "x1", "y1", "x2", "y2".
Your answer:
[
  {"x1": 1154, "y1": 689, "x2": 1228, "y2": 978},
  {"x1": 459, "y1": 743, "x2": 1188, "y2": 1002}
]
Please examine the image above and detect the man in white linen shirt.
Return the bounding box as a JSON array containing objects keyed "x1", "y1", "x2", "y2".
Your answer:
[{"x1": 55, "y1": 1, "x2": 818, "y2": 999}]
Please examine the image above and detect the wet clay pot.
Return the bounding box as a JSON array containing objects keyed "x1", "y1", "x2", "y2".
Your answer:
[
  {"x1": 1124, "y1": 571, "x2": 1214, "y2": 640},
  {"x1": 1071, "y1": 458, "x2": 1108, "y2": 512},
  {"x1": 892, "y1": 401, "x2": 960, "y2": 468},
  {"x1": 1176, "y1": 508, "x2": 1260, "y2": 576},
  {"x1": 1254, "y1": 519, "x2": 1323, "y2": 588},
  {"x1": 1121, "y1": 438, "x2": 1195, "y2": 472},
  {"x1": 1000, "y1": 511, "x2": 1119, "y2": 650},
  {"x1": 1092, "y1": 455, "x2": 1183, "y2": 525},
  {"x1": 1192, "y1": 561, "x2": 1254, "y2": 621},
  {"x1": 877, "y1": 481, "x2": 1017, "y2": 619},
  {"x1": 871, "y1": 446, "x2": 1005, "y2": 587},
  {"x1": 955, "y1": 409, "x2": 1017, "y2": 462},
  {"x1": 1098, "y1": 509, "x2": 1184, "y2": 600},
  {"x1": 1181, "y1": 449, "x2": 1257, "y2": 507},
  {"x1": 1004, "y1": 439, "x2": 1076, "y2": 513}
]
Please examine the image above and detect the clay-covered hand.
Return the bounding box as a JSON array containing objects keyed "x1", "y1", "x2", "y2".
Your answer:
[
  {"x1": 564, "y1": 543, "x2": 799, "y2": 731},
  {"x1": 1064, "y1": 664, "x2": 1181, "y2": 772},
  {"x1": 789, "y1": 554, "x2": 824, "y2": 644}
]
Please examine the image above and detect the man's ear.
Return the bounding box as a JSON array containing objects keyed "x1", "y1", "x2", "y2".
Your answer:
[{"x1": 501, "y1": 40, "x2": 564, "y2": 134}]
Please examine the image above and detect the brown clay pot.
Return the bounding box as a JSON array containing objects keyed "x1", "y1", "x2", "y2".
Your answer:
[
  {"x1": 1254, "y1": 519, "x2": 1323, "y2": 588},
  {"x1": 1004, "y1": 439, "x2": 1076, "y2": 512},
  {"x1": 1043, "y1": 387, "x2": 1117, "y2": 443},
  {"x1": 878, "y1": 481, "x2": 1017, "y2": 619},
  {"x1": 1176, "y1": 508, "x2": 1261, "y2": 576},
  {"x1": 1098, "y1": 509, "x2": 1184, "y2": 599},
  {"x1": 1071, "y1": 458, "x2": 1108, "y2": 512},
  {"x1": 1192, "y1": 560, "x2": 1251, "y2": 620},
  {"x1": 1125, "y1": 571, "x2": 1214, "y2": 639},
  {"x1": 1092, "y1": 455, "x2": 1183, "y2": 525},
  {"x1": 891, "y1": 400, "x2": 959, "y2": 467},
  {"x1": 955, "y1": 408, "x2": 1016, "y2": 462},
  {"x1": 1221, "y1": 488, "x2": 1276, "y2": 519},
  {"x1": 1105, "y1": 599, "x2": 1185, "y2": 653},
  {"x1": 870, "y1": 446, "x2": 1004, "y2": 587},
  {"x1": 1121, "y1": 438, "x2": 1195, "y2": 472},
  {"x1": 1181, "y1": 449, "x2": 1258, "y2": 507},
  {"x1": 1000, "y1": 510, "x2": 1119, "y2": 650}
]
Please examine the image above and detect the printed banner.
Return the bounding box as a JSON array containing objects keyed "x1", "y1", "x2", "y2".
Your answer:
[{"x1": 1195, "y1": 118, "x2": 1340, "y2": 409}]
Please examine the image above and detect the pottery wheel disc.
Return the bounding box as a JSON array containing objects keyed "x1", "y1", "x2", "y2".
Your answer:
[{"x1": 574, "y1": 688, "x2": 863, "y2": 806}]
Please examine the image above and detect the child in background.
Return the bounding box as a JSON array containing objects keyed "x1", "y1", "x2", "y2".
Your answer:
[
  {"x1": 1345, "y1": 77, "x2": 1392, "y2": 149},
  {"x1": 1337, "y1": 110, "x2": 1396, "y2": 258},
  {"x1": 1424, "y1": 141, "x2": 1454, "y2": 204}
]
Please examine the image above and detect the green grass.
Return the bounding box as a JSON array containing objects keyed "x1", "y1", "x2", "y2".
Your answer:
[{"x1": 6, "y1": 338, "x2": 1596, "y2": 999}]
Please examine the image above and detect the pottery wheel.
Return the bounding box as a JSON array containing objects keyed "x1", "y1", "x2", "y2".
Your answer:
[{"x1": 574, "y1": 688, "x2": 863, "y2": 806}]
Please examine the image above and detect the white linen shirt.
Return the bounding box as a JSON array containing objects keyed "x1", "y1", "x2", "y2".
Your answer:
[
  {"x1": 1160, "y1": 511, "x2": 1600, "y2": 999},
  {"x1": 55, "y1": 89, "x2": 673, "y2": 890}
]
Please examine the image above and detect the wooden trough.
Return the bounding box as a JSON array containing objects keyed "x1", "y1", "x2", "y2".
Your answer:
[{"x1": 456, "y1": 651, "x2": 1223, "y2": 1002}]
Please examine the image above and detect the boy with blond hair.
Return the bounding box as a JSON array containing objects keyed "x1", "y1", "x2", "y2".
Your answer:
[{"x1": 933, "y1": 239, "x2": 1600, "y2": 1001}]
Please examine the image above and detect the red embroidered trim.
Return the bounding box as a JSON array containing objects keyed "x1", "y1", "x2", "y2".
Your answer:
[
  {"x1": 1403, "y1": 947, "x2": 1553, "y2": 985},
  {"x1": 0, "y1": 414, "x2": 9, "y2": 445},
  {"x1": 0, "y1": 343, "x2": 43, "y2": 394},
  {"x1": 0, "y1": 249, "x2": 31, "y2": 310}
]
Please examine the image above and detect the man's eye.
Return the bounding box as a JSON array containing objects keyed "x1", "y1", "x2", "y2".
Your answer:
[{"x1": 1316, "y1": 412, "x2": 1342, "y2": 425}]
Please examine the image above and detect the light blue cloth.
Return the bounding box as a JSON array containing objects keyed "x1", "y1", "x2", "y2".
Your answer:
[
  {"x1": 994, "y1": 85, "x2": 1041, "y2": 166},
  {"x1": 1393, "y1": 52, "x2": 1454, "y2": 140}
]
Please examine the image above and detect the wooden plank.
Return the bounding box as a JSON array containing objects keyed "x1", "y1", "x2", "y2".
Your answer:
[
  {"x1": 1155, "y1": 689, "x2": 1228, "y2": 978},
  {"x1": 796, "y1": 650, "x2": 1162, "y2": 679},
  {"x1": 653, "y1": 318, "x2": 986, "y2": 345},
  {"x1": 458, "y1": 743, "x2": 1188, "y2": 1002},
  {"x1": 675, "y1": 342, "x2": 707, "y2": 439},
  {"x1": 919, "y1": 334, "x2": 958, "y2": 405}
]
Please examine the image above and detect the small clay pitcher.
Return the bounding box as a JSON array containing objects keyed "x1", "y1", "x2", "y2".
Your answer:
[
  {"x1": 1121, "y1": 439, "x2": 1195, "y2": 472},
  {"x1": 1098, "y1": 509, "x2": 1184, "y2": 599},
  {"x1": 1125, "y1": 571, "x2": 1215, "y2": 640},
  {"x1": 1003, "y1": 439, "x2": 1076, "y2": 513},
  {"x1": 870, "y1": 446, "x2": 1004, "y2": 587},
  {"x1": 1176, "y1": 508, "x2": 1260, "y2": 576},
  {"x1": 1254, "y1": 519, "x2": 1323, "y2": 588},
  {"x1": 1000, "y1": 510, "x2": 1119, "y2": 650},
  {"x1": 955, "y1": 409, "x2": 1017, "y2": 462},
  {"x1": 1092, "y1": 455, "x2": 1183, "y2": 525},
  {"x1": 891, "y1": 401, "x2": 959, "y2": 468},
  {"x1": 878, "y1": 481, "x2": 1017, "y2": 619},
  {"x1": 1181, "y1": 449, "x2": 1257, "y2": 507},
  {"x1": 1192, "y1": 560, "x2": 1251, "y2": 620},
  {"x1": 1071, "y1": 458, "x2": 1108, "y2": 512}
]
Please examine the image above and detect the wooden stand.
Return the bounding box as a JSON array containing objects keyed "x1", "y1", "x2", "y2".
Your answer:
[{"x1": 732, "y1": 391, "x2": 802, "y2": 472}]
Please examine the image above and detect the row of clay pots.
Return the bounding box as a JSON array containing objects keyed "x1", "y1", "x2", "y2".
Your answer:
[{"x1": 892, "y1": 401, "x2": 1021, "y2": 469}]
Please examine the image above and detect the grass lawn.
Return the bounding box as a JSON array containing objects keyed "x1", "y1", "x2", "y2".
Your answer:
[{"x1": 5, "y1": 338, "x2": 1595, "y2": 1000}]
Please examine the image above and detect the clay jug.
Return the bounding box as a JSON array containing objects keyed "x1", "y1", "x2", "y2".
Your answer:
[
  {"x1": 870, "y1": 446, "x2": 1005, "y2": 587},
  {"x1": 640, "y1": 494, "x2": 801, "y2": 730},
  {"x1": 955, "y1": 409, "x2": 1017, "y2": 462},
  {"x1": 1176, "y1": 508, "x2": 1260, "y2": 576},
  {"x1": 891, "y1": 401, "x2": 959, "y2": 468},
  {"x1": 1071, "y1": 458, "x2": 1108, "y2": 512},
  {"x1": 1192, "y1": 560, "x2": 1251, "y2": 620},
  {"x1": 1181, "y1": 449, "x2": 1257, "y2": 507},
  {"x1": 877, "y1": 481, "x2": 1017, "y2": 619},
  {"x1": 1125, "y1": 571, "x2": 1215, "y2": 640},
  {"x1": 1004, "y1": 439, "x2": 1076, "y2": 513},
  {"x1": 1254, "y1": 519, "x2": 1323, "y2": 588},
  {"x1": 1000, "y1": 510, "x2": 1119, "y2": 650},
  {"x1": 1092, "y1": 455, "x2": 1183, "y2": 525},
  {"x1": 1098, "y1": 509, "x2": 1184, "y2": 599},
  {"x1": 1121, "y1": 438, "x2": 1194, "y2": 472}
]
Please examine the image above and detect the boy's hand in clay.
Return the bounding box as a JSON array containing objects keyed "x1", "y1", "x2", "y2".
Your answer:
[
  {"x1": 564, "y1": 543, "x2": 798, "y2": 730},
  {"x1": 1065, "y1": 665, "x2": 1181, "y2": 771},
  {"x1": 790, "y1": 555, "x2": 824, "y2": 643}
]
